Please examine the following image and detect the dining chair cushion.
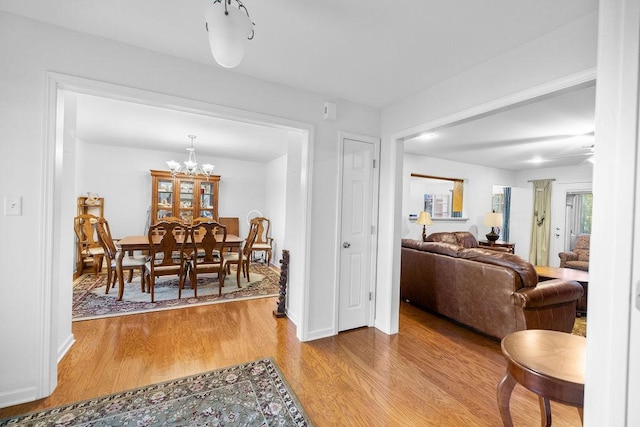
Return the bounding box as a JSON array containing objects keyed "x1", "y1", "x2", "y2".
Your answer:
[
  {"x1": 224, "y1": 252, "x2": 240, "y2": 262},
  {"x1": 145, "y1": 262, "x2": 182, "y2": 273},
  {"x1": 87, "y1": 246, "x2": 105, "y2": 256},
  {"x1": 112, "y1": 254, "x2": 147, "y2": 269}
]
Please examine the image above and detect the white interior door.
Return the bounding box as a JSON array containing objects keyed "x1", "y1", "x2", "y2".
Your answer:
[{"x1": 338, "y1": 138, "x2": 375, "y2": 332}]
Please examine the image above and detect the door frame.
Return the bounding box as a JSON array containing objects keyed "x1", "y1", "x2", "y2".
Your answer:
[
  {"x1": 39, "y1": 72, "x2": 315, "y2": 397},
  {"x1": 549, "y1": 182, "x2": 592, "y2": 267},
  {"x1": 334, "y1": 132, "x2": 381, "y2": 334}
]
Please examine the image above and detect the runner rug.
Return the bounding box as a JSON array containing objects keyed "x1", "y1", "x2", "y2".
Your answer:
[
  {"x1": 73, "y1": 263, "x2": 280, "y2": 321},
  {"x1": 0, "y1": 358, "x2": 311, "y2": 427}
]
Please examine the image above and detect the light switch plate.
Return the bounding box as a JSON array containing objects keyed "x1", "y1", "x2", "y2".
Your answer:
[{"x1": 4, "y1": 196, "x2": 22, "y2": 216}]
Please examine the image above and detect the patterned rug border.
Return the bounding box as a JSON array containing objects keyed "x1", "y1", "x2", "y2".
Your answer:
[
  {"x1": 0, "y1": 358, "x2": 312, "y2": 427},
  {"x1": 74, "y1": 293, "x2": 278, "y2": 322},
  {"x1": 73, "y1": 263, "x2": 280, "y2": 321}
]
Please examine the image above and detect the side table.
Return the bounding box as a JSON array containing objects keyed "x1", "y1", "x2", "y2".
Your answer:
[
  {"x1": 497, "y1": 329, "x2": 585, "y2": 426},
  {"x1": 478, "y1": 240, "x2": 515, "y2": 254}
]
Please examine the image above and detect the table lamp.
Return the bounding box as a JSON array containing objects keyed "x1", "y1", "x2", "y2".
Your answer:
[
  {"x1": 484, "y1": 211, "x2": 503, "y2": 242},
  {"x1": 416, "y1": 211, "x2": 433, "y2": 241}
]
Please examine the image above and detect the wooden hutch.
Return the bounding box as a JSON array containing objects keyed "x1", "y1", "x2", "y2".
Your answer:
[{"x1": 150, "y1": 170, "x2": 220, "y2": 224}]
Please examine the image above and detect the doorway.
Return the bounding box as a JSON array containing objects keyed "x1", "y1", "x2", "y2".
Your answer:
[
  {"x1": 564, "y1": 191, "x2": 593, "y2": 251},
  {"x1": 40, "y1": 72, "x2": 315, "y2": 397}
]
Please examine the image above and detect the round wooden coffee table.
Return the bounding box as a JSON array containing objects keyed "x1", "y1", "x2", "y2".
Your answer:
[{"x1": 497, "y1": 329, "x2": 586, "y2": 426}]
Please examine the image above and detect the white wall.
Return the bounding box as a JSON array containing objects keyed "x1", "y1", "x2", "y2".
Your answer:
[
  {"x1": 75, "y1": 141, "x2": 270, "y2": 239},
  {"x1": 0, "y1": 11, "x2": 379, "y2": 407},
  {"x1": 265, "y1": 154, "x2": 288, "y2": 266},
  {"x1": 403, "y1": 154, "x2": 515, "y2": 241}
]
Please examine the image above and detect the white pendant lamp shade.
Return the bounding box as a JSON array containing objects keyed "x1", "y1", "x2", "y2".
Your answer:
[{"x1": 206, "y1": 2, "x2": 253, "y2": 68}]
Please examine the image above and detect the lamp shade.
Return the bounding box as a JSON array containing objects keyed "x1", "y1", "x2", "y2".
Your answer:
[
  {"x1": 484, "y1": 212, "x2": 503, "y2": 227},
  {"x1": 206, "y1": 2, "x2": 253, "y2": 68},
  {"x1": 416, "y1": 211, "x2": 433, "y2": 225}
]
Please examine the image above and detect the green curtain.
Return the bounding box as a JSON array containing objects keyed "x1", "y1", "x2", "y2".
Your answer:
[{"x1": 529, "y1": 179, "x2": 552, "y2": 265}]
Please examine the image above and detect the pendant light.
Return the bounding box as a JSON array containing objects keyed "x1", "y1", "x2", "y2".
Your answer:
[{"x1": 205, "y1": 0, "x2": 255, "y2": 68}]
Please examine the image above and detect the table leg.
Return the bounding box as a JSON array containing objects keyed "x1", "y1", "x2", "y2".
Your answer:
[
  {"x1": 538, "y1": 396, "x2": 551, "y2": 426},
  {"x1": 116, "y1": 250, "x2": 125, "y2": 301},
  {"x1": 237, "y1": 250, "x2": 242, "y2": 288},
  {"x1": 497, "y1": 372, "x2": 516, "y2": 427}
]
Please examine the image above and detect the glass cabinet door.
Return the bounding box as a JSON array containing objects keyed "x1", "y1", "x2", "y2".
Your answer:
[
  {"x1": 199, "y1": 181, "x2": 215, "y2": 219},
  {"x1": 156, "y1": 179, "x2": 174, "y2": 222},
  {"x1": 178, "y1": 180, "x2": 195, "y2": 223}
]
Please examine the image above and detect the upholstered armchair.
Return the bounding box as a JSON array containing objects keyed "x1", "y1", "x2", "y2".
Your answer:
[{"x1": 558, "y1": 234, "x2": 590, "y2": 271}]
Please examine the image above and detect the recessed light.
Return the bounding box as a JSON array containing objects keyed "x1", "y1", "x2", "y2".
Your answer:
[
  {"x1": 416, "y1": 132, "x2": 436, "y2": 141},
  {"x1": 527, "y1": 156, "x2": 546, "y2": 164}
]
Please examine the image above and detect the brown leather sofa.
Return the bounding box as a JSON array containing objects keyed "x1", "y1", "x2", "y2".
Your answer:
[{"x1": 401, "y1": 239, "x2": 584, "y2": 339}]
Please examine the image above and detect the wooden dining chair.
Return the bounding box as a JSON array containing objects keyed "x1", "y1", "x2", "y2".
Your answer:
[
  {"x1": 94, "y1": 217, "x2": 147, "y2": 295},
  {"x1": 74, "y1": 214, "x2": 105, "y2": 276},
  {"x1": 224, "y1": 219, "x2": 259, "y2": 288},
  {"x1": 251, "y1": 217, "x2": 273, "y2": 265},
  {"x1": 145, "y1": 221, "x2": 190, "y2": 302},
  {"x1": 185, "y1": 222, "x2": 227, "y2": 297}
]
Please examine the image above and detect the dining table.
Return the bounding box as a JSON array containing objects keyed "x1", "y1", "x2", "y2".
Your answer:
[{"x1": 115, "y1": 233, "x2": 243, "y2": 301}]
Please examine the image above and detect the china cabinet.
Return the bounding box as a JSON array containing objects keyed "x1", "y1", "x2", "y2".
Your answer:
[
  {"x1": 75, "y1": 195, "x2": 104, "y2": 278},
  {"x1": 150, "y1": 170, "x2": 220, "y2": 224}
]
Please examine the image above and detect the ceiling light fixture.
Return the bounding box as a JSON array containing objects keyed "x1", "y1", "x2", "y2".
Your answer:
[
  {"x1": 417, "y1": 132, "x2": 436, "y2": 141},
  {"x1": 166, "y1": 135, "x2": 215, "y2": 179},
  {"x1": 527, "y1": 156, "x2": 547, "y2": 164},
  {"x1": 205, "y1": 0, "x2": 255, "y2": 68}
]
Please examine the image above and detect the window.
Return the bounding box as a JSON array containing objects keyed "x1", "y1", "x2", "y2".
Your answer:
[
  {"x1": 410, "y1": 174, "x2": 464, "y2": 219},
  {"x1": 492, "y1": 185, "x2": 505, "y2": 214},
  {"x1": 565, "y1": 191, "x2": 592, "y2": 250}
]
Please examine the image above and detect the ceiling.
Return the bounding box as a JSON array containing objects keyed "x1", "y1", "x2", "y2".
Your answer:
[
  {"x1": 1, "y1": 0, "x2": 599, "y2": 167},
  {"x1": 404, "y1": 83, "x2": 596, "y2": 170},
  {"x1": 75, "y1": 93, "x2": 291, "y2": 162}
]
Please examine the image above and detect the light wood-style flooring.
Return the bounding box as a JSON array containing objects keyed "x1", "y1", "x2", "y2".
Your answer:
[{"x1": 0, "y1": 297, "x2": 583, "y2": 426}]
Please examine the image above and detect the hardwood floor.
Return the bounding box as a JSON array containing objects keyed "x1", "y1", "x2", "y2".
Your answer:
[{"x1": 0, "y1": 298, "x2": 583, "y2": 426}]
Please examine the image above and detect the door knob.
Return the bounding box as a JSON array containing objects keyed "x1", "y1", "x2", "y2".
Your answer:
[{"x1": 343, "y1": 242, "x2": 351, "y2": 248}]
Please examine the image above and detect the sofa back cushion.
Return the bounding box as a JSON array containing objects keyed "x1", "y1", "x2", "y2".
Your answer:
[
  {"x1": 457, "y1": 248, "x2": 538, "y2": 288},
  {"x1": 426, "y1": 231, "x2": 478, "y2": 248},
  {"x1": 401, "y1": 239, "x2": 462, "y2": 257},
  {"x1": 402, "y1": 238, "x2": 537, "y2": 289}
]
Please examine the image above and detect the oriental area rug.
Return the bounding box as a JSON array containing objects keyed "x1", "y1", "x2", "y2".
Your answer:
[
  {"x1": 73, "y1": 263, "x2": 280, "y2": 321},
  {"x1": 0, "y1": 358, "x2": 312, "y2": 427}
]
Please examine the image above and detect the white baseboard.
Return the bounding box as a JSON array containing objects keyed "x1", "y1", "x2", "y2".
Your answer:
[
  {"x1": 0, "y1": 386, "x2": 38, "y2": 410},
  {"x1": 58, "y1": 333, "x2": 75, "y2": 363},
  {"x1": 304, "y1": 327, "x2": 335, "y2": 341}
]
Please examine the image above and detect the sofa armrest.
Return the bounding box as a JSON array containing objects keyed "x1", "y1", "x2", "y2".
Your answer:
[
  {"x1": 513, "y1": 279, "x2": 584, "y2": 308},
  {"x1": 558, "y1": 251, "x2": 578, "y2": 267}
]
